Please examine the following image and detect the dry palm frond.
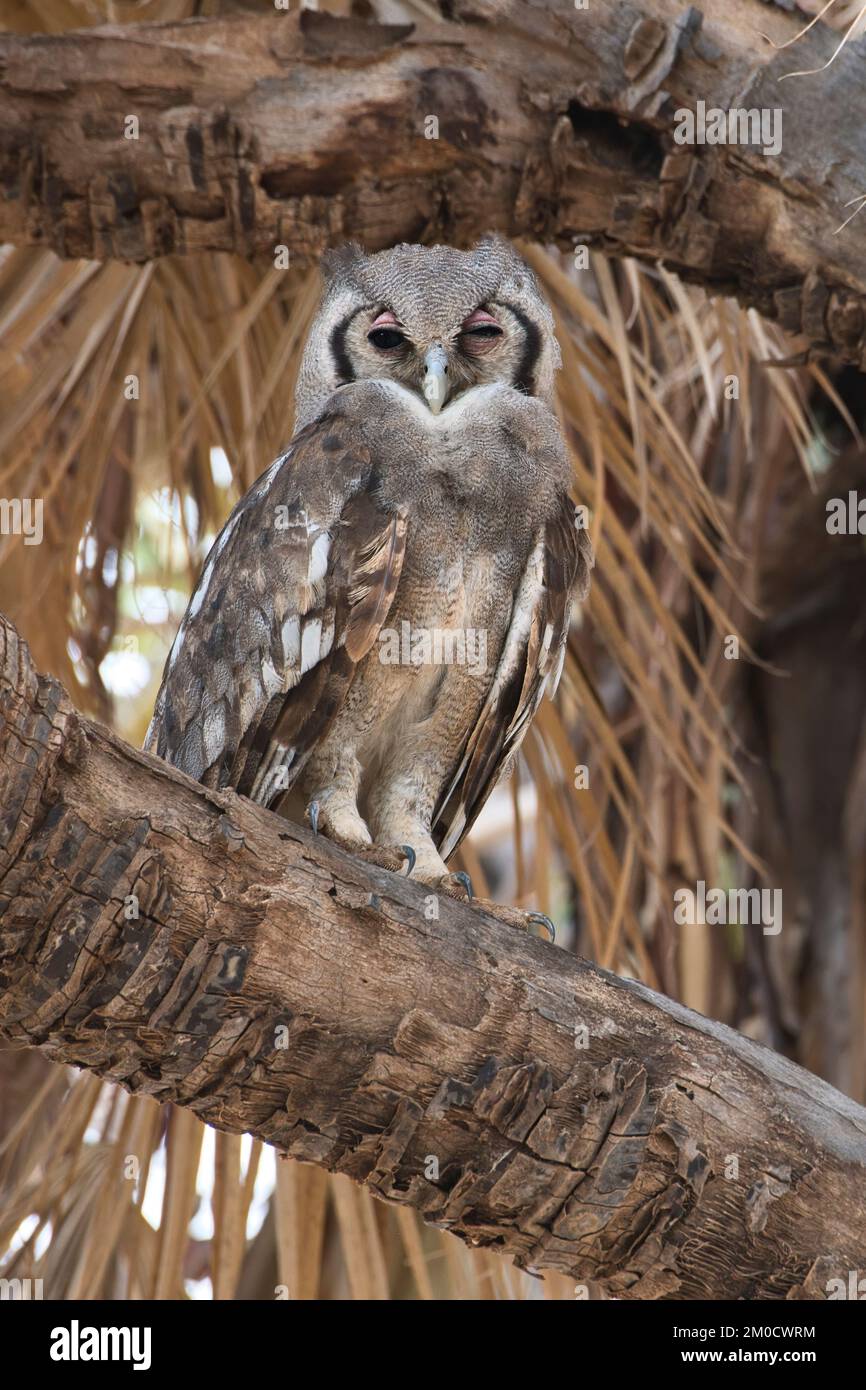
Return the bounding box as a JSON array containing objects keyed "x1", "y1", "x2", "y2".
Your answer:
[
  {"x1": 777, "y1": 4, "x2": 866, "y2": 79},
  {"x1": 835, "y1": 193, "x2": 866, "y2": 234}
]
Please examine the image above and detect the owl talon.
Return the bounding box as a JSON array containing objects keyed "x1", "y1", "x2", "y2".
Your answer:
[
  {"x1": 438, "y1": 885, "x2": 558, "y2": 939},
  {"x1": 400, "y1": 845, "x2": 416, "y2": 876},
  {"x1": 307, "y1": 800, "x2": 320, "y2": 835},
  {"x1": 347, "y1": 843, "x2": 411, "y2": 874},
  {"x1": 437, "y1": 870, "x2": 473, "y2": 901},
  {"x1": 527, "y1": 911, "x2": 556, "y2": 944},
  {"x1": 454, "y1": 871, "x2": 473, "y2": 900}
]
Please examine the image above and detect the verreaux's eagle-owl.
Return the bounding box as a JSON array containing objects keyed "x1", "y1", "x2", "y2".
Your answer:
[{"x1": 145, "y1": 237, "x2": 593, "y2": 929}]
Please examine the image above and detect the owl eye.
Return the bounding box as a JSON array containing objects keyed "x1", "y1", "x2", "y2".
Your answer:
[
  {"x1": 368, "y1": 327, "x2": 405, "y2": 350},
  {"x1": 459, "y1": 310, "x2": 503, "y2": 356}
]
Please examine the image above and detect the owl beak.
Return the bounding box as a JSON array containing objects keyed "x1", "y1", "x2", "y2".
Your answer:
[{"x1": 422, "y1": 344, "x2": 449, "y2": 414}]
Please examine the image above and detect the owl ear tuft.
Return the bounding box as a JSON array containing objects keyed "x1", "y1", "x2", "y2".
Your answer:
[
  {"x1": 321, "y1": 242, "x2": 366, "y2": 286},
  {"x1": 474, "y1": 232, "x2": 522, "y2": 264},
  {"x1": 474, "y1": 233, "x2": 539, "y2": 292},
  {"x1": 475, "y1": 231, "x2": 510, "y2": 250}
]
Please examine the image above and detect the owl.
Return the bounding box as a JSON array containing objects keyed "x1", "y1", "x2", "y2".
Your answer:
[{"x1": 145, "y1": 237, "x2": 593, "y2": 932}]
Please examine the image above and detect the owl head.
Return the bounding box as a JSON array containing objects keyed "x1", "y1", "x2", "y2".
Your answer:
[{"x1": 294, "y1": 236, "x2": 562, "y2": 429}]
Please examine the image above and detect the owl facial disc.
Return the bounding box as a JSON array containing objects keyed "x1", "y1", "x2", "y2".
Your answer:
[{"x1": 294, "y1": 237, "x2": 564, "y2": 431}]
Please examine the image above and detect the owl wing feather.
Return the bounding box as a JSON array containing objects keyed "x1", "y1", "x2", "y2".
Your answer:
[
  {"x1": 434, "y1": 496, "x2": 593, "y2": 859},
  {"x1": 144, "y1": 412, "x2": 407, "y2": 807}
]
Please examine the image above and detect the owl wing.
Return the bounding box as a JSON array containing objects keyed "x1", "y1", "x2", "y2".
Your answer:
[
  {"x1": 433, "y1": 496, "x2": 593, "y2": 860},
  {"x1": 144, "y1": 412, "x2": 407, "y2": 806}
]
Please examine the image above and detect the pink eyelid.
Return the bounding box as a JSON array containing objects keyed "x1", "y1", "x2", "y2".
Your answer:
[
  {"x1": 461, "y1": 309, "x2": 499, "y2": 330},
  {"x1": 369, "y1": 308, "x2": 499, "y2": 331}
]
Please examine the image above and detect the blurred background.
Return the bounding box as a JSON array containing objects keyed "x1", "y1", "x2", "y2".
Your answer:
[{"x1": 1, "y1": 0, "x2": 865, "y2": 1301}]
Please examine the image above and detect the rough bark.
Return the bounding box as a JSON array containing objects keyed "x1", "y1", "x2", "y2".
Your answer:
[
  {"x1": 2, "y1": 609, "x2": 866, "y2": 1299},
  {"x1": 1, "y1": 1, "x2": 865, "y2": 365}
]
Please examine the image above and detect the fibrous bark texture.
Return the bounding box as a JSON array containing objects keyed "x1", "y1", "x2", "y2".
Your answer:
[
  {"x1": 2, "y1": 608, "x2": 866, "y2": 1299},
  {"x1": 0, "y1": 1, "x2": 865, "y2": 364}
]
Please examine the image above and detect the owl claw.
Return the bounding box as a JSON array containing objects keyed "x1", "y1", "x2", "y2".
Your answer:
[
  {"x1": 452, "y1": 871, "x2": 473, "y2": 900},
  {"x1": 527, "y1": 911, "x2": 556, "y2": 944},
  {"x1": 400, "y1": 845, "x2": 416, "y2": 876},
  {"x1": 307, "y1": 800, "x2": 320, "y2": 835},
  {"x1": 434, "y1": 877, "x2": 556, "y2": 939}
]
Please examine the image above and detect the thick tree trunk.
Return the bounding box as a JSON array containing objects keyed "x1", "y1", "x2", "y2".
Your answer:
[
  {"x1": 0, "y1": 1, "x2": 865, "y2": 365},
  {"x1": 2, "y1": 609, "x2": 865, "y2": 1299}
]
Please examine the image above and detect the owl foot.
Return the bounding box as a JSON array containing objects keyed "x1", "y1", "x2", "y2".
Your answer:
[
  {"x1": 306, "y1": 800, "x2": 414, "y2": 874},
  {"x1": 352, "y1": 843, "x2": 416, "y2": 876},
  {"x1": 436, "y1": 872, "x2": 556, "y2": 941},
  {"x1": 437, "y1": 870, "x2": 474, "y2": 900}
]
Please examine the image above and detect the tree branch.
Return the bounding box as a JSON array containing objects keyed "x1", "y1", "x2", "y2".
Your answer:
[
  {"x1": 0, "y1": 2, "x2": 865, "y2": 364},
  {"x1": 1, "y1": 608, "x2": 865, "y2": 1299}
]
